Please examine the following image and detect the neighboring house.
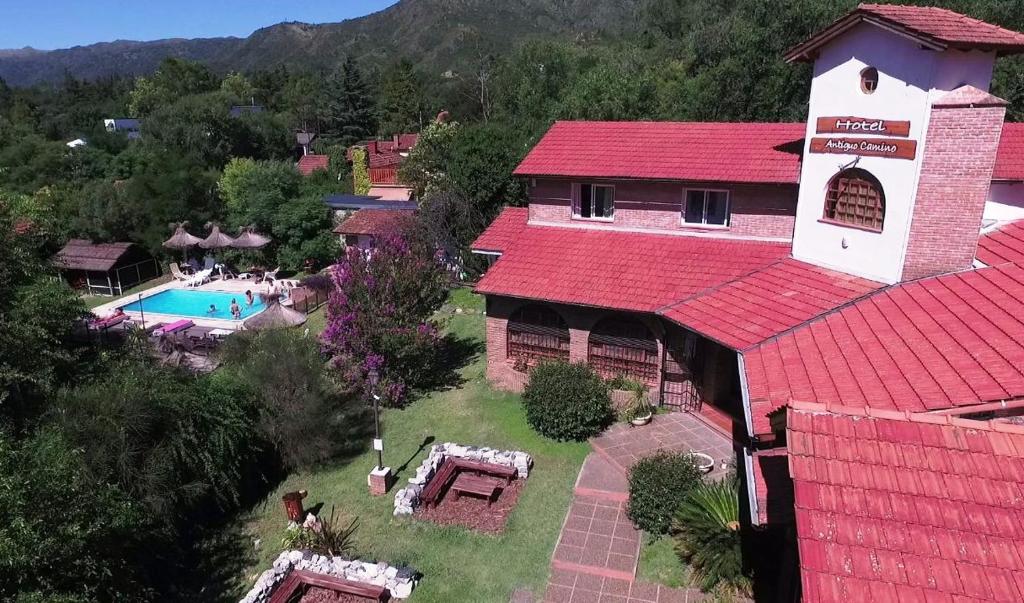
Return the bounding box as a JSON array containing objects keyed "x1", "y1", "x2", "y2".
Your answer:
[
  {"x1": 229, "y1": 104, "x2": 264, "y2": 118},
  {"x1": 51, "y1": 239, "x2": 160, "y2": 296},
  {"x1": 472, "y1": 4, "x2": 1024, "y2": 600},
  {"x1": 333, "y1": 208, "x2": 413, "y2": 250},
  {"x1": 297, "y1": 154, "x2": 329, "y2": 176},
  {"x1": 348, "y1": 133, "x2": 419, "y2": 197},
  {"x1": 104, "y1": 118, "x2": 141, "y2": 140}
]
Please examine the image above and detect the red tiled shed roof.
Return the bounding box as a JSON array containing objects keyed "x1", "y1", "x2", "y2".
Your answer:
[
  {"x1": 978, "y1": 220, "x2": 1024, "y2": 267},
  {"x1": 786, "y1": 3, "x2": 1024, "y2": 62},
  {"x1": 744, "y1": 263, "x2": 1024, "y2": 436},
  {"x1": 660, "y1": 259, "x2": 883, "y2": 350},
  {"x1": 994, "y1": 123, "x2": 1024, "y2": 181},
  {"x1": 470, "y1": 207, "x2": 528, "y2": 253},
  {"x1": 788, "y1": 401, "x2": 1024, "y2": 603},
  {"x1": 513, "y1": 121, "x2": 805, "y2": 185},
  {"x1": 297, "y1": 154, "x2": 329, "y2": 176},
  {"x1": 475, "y1": 225, "x2": 789, "y2": 312},
  {"x1": 332, "y1": 209, "x2": 412, "y2": 236}
]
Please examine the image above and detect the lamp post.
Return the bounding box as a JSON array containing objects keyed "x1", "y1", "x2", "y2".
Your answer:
[
  {"x1": 366, "y1": 367, "x2": 391, "y2": 495},
  {"x1": 369, "y1": 368, "x2": 383, "y2": 471},
  {"x1": 137, "y1": 293, "x2": 146, "y2": 330}
]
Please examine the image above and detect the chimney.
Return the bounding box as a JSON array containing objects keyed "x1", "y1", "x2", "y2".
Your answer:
[{"x1": 901, "y1": 86, "x2": 1008, "y2": 281}]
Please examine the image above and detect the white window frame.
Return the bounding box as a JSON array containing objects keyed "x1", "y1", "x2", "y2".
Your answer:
[
  {"x1": 572, "y1": 183, "x2": 615, "y2": 222},
  {"x1": 682, "y1": 188, "x2": 731, "y2": 227}
]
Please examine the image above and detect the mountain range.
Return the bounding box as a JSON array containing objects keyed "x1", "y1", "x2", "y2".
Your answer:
[{"x1": 0, "y1": 0, "x2": 644, "y2": 87}]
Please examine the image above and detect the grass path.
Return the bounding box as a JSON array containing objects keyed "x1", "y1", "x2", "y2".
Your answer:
[{"x1": 238, "y1": 292, "x2": 588, "y2": 602}]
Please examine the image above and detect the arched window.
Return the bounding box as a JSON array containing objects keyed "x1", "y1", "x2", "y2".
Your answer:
[
  {"x1": 507, "y1": 305, "x2": 570, "y2": 370},
  {"x1": 588, "y1": 317, "x2": 659, "y2": 385},
  {"x1": 824, "y1": 168, "x2": 885, "y2": 231}
]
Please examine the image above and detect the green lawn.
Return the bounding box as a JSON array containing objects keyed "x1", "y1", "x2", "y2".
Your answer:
[
  {"x1": 82, "y1": 274, "x2": 172, "y2": 309},
  {"x1": 638, "y1": 535, "x2": 690, "y2": 589},
  {"x1": 238, "y1": 290, "x2": 589, "y2": 602}
]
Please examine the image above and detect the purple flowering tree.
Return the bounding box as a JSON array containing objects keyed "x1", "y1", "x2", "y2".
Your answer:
[{"x1": 322, "y1": 227, "x2": 451, "y2": 407}]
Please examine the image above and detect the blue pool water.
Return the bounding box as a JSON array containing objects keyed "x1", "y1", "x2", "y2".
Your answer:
[{"x1": 121, "y1": 289, "x2": 267, "y2": 320}]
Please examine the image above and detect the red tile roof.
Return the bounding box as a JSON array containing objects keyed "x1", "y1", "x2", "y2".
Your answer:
[
  {"x1": 786, "y1": 4, "x2": 1024, "y2": 62},
  {"x1": 994, "y1": 123, "x2": 1024, "y2": 182},
  {"x1": 744, "y1": 263, "x2": 1024, "y2": 436},
  {"x1": 475, "y1": 225, "x2": 789, "y2": 312},
  {"x1": 470, "y1": 207, "x2": 528, "y2": 253},
  {"x1": 978, "y1": 220, "x2": 1024, "y2": 267},
  {"x1": 513, "y1": 121, "x2": 806, "y2": 185},
  {"x1": 788, "y1": 401, "x2": 1024, "y2": 603},
  {"x1": 297, "y1": 154, "x2": 329, "y2": 176},
  {"x1": 660, "y1": 259, "x2": 882, "y2": 350},
  {"x1": 513, "y1": 121, "x2": 1024, "y2": 184},
  {"x1": 332, "y1": 209, "x2": 412, "y2": 236}
]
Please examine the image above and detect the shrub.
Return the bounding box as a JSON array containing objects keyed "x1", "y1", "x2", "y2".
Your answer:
[
  {"x1": 671, "y1": 478, "x2": 750, "y2": 595},
  {"x1": 627, "y1": 451, "x2": 704, "y2": 534},
  {"x1": 282, "y1": 506, "x2": 358, "y2": 558},
  {"x1": 522, "y1": 361, "x2": 613, "y2": 441}
]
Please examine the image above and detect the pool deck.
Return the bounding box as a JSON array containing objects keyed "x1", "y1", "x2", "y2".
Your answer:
[{"x1": 91, "y1": 277, "x2": 292, "y2": 331}]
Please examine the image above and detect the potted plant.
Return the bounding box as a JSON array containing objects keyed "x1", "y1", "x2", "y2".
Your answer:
[{"x1": 622, "y1": 379, "x2": 654, "y2": 426}]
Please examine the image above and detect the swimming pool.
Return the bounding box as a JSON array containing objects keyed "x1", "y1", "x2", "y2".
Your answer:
[{"x1": 121, "y1": 289, "x2": 267, "y2": 321}]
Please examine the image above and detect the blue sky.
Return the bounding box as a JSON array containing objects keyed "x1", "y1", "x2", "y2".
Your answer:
[{"x1": 0, "y1": 0, "x2": 398, "y2": 50}]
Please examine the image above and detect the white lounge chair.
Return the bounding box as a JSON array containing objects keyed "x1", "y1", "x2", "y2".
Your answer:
[
  {"x1": 169, "y1": 262, "x2": 190, "y2": 282},
  {"x1": 187, "y1": 269, "x2": 212, "y2": 288}
]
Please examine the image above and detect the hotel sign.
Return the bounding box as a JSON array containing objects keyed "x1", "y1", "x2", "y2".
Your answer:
[
  {"x1": 815, "y1": 116, "x2": 911, "y2": 137},
  {"x1": 809, "y1": 137, "x2": 918, "y2": 160}
]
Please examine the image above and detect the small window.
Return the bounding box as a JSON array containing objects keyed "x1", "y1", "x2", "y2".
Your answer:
[
  {"x1": 683, "y1": 189, "x2": 730, "y2": 226},
  {"x1": 860, "y1": 67, "x2": 879, "y2": 94},
  {"x1": 824, "y1": 168, "x2": 885, "y2": 231},
  {"x1": 575, "y1": 184, "x2": 614, "y2": 220}
]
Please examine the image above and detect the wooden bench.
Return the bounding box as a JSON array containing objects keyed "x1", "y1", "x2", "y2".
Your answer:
[
  {"x1": 450, "y1": 473, "x2": 502, "y2": 506},
  {"x1": 269, "y1": 569, "x2": 389, "y2": 602},
  {"x1": 452, "y1": 458, "x2": 518, "y2": 484},
  {"x1": 419, "y1": 458, "x2": 458, "y2": 509}
]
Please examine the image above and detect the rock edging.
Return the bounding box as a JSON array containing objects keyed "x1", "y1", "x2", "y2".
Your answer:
[
  {"x1": 393, "y1": 442, "x2": 533, "y2": 515},
  {"x1": 239, "y1": 549, "x2": 418, "y2": 602}
]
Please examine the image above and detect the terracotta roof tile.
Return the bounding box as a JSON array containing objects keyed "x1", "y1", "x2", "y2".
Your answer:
[
  {"x1": 297, "y1": 154, "x2": 329, "y2": 176},
  {"x1": 470, "y1": 207, "x2": 528, "y2": 254},
  {"x1": 994, "y1": 123, "x2": 1024, "y2": 181},
  {"x1": 744, "y1": 264, "x2": 1024, "y2": 436},
  {"x1": 332, "y1": 209, "x2": 412, "y2": 236},
  {"x1": 660, "y1": 258, "x2": 883, "y2": 350},
  {"x1": 788, "y1": 402, "x2": 1024, "y2": 603},
  {"x1": 513, "y1": 121, "x2": 805, "y2": 184},
  {"x1": 475, "y1": 225, "x2": 789, "y2": 312},
  {"x1": 787, "y1": 4, "x2": 1024, "y2": 62},
  {"x1": 978, "y1": 220, "x2": 1024, "y2": 266}
]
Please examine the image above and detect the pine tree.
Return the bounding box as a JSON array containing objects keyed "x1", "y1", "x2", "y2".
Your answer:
[
  {"x1": 320, "y1": 56, "x2": 376, "y2": 148},
  {"x1": 378, "y1": 59, "x2": 424, "y2": 136}
]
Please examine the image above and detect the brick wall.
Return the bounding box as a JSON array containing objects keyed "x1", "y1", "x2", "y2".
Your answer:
[
  {"x1": 484, "y1": 295, "x2": 665, "y2": 394},
  {"x1": 903, "y1": 100, "x2": 1006, "y2": 280},
  {"x1": 527, "y1": 178, "x2": 796, "y2": 240}
]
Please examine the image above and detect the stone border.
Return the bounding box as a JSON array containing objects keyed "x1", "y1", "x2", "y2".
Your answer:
[
  {"x1": 394, "y1": 442, "x2": 533, "y2": 516},
  {"x1": 240, "y1": 549, "x2": 418, "y2": 602}
]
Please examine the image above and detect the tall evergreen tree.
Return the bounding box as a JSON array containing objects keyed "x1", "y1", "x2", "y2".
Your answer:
[
  {"x1": 378, "y1": 59, "x2": 424, "y2": 136},
  {"x1": 320, "y1": 57, "x2": 376, "y2": 148}
]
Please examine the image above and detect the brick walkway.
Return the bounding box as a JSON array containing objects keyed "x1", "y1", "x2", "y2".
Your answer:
[
  {"x1": 539, "y1": 453, "x2": 711, "y2": 603},
  {"x1": 590, "y1": 412, "x2": 734, "y2": 480}
]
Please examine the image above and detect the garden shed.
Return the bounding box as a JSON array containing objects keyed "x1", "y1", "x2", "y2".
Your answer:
[{"x1": 52, "y1": 239, "x2": 160, "y2": 296}]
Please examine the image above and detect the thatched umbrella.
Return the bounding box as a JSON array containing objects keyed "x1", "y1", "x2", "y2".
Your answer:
[
  {"x1": 232, "y1": 227, "x2": 272, "y2": 249},
  {"x1": 199, "y1": 224, "x2": 237, "y2": 249},
  {"x1": 243, "y1": 294, "x2": 307, "y2": 330},
  {"x1": 162, "y1": 222, "x2": 202, "y2": 263}
]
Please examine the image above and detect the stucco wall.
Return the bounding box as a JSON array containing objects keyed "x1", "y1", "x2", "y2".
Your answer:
[
  {"x1": 790, "y1": 22, "x2": 997, "y2": 283},
  {"x1": 526, "y1": 178, "x2": 797, "y2": 240}
]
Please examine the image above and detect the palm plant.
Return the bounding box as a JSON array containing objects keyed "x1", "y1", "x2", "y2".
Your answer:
[{"x1": 671, "y1": 478, "x2": 750, "y2": 595}]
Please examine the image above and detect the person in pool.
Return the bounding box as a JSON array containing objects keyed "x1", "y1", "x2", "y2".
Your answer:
[
  {"x1": 207, "y1": 304, "x2": 217, "y2": 315},
  {"x1": 245, "y1": 290, "x2": 254, "y2": 306},
  {"x1": 230, "y1": 299, "x2": 242, "y2": 320}
]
